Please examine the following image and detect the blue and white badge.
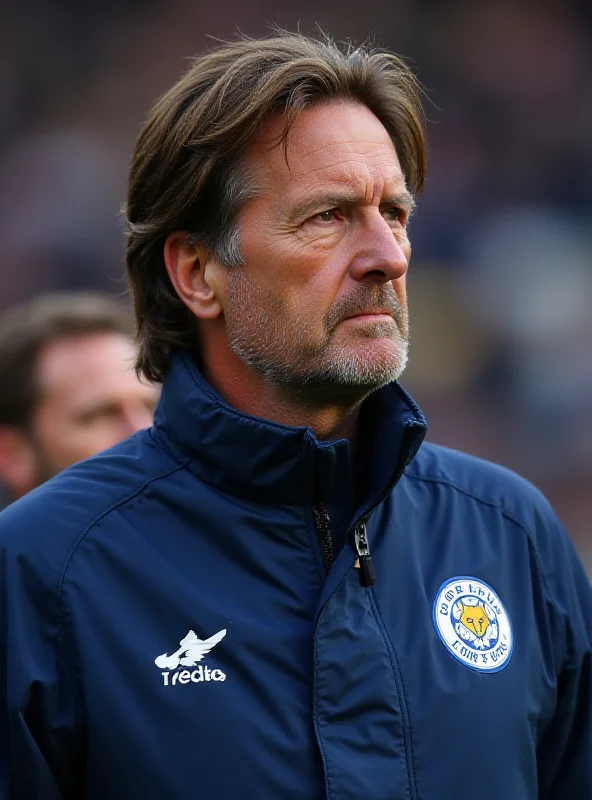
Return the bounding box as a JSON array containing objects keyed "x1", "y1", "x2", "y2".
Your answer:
[{"x1": 433, "y1": 576, "x2": 513, "y2": 673}]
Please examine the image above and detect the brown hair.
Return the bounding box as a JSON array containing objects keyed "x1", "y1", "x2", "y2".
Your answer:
[
  {"x1": 125, "y1": 30, "x2": 428, "y2": 383},
  {"x1": 0, "y1": 292, "x2": 133, "y2": 429}
]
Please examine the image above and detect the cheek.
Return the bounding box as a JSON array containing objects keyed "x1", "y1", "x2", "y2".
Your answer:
[
  {"x1": 31, "y1": 417, "x2": 84, "y2": 473},
  {"x1": 42, "y1": 421, "x2": 92, "y2": 458},
  {"x1": 239, "y1": 224, "x2": 347, "y2": 325},
  {"x1": 285, "y1": 274, "x2": 342, "y2": 333},
  {"x1": 286, "y1": 245, "x2": 347, "y2": 309},
  {"x1": 63, "y1": 421, "x2": 124, "y2": 462},
  {"x1": 248, "y1": 260, "x2": 342, "y2": 327},
  {"x1": 32, "y1": 404, "x2": 69, "y2": 450},
  {"x1": 36, "y1": 407, "x2": 108, "y2": 461}
]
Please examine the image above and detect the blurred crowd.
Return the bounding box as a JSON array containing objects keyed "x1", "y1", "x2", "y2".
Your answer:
[{"x1": 1, "y1": 0, "x2": 590, "y2": 568}]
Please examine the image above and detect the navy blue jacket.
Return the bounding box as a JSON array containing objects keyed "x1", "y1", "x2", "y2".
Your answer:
[{"x1": 1, "y1": 350, "x2": 591, "y2": 799}]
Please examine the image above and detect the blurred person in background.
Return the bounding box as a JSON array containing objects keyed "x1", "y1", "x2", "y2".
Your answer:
[
  {"x1": 0, "y1": 32, "x2": 590, "y2": 800},
  {"x1": 0, "y1": 292, "x2": 158, "y2": 508}
]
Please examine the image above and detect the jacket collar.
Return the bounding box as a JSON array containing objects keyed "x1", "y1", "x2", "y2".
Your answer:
[{"x1": 152, "y1": 350, "x2": 427, "y2": 510}]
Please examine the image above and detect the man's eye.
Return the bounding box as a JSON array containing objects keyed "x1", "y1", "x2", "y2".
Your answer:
[
  {"x1": 382, "y1": 206, "x2": 404, "y2": 223},
  {"x1": 76, "y1": 406, "x2": 119, "y2": 425},
  {"x1": 314, "y1": 209, "x2": 338, "y2": 223}
]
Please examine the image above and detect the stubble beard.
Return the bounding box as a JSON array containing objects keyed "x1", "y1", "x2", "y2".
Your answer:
[{"x1": 225, "y1": 269, "x2": 409, "y2": 405}]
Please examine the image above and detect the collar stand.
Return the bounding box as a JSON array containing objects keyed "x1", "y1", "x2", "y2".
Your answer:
[{"x1": 152, "y1": 350, "x2": 427, "y2": 509}]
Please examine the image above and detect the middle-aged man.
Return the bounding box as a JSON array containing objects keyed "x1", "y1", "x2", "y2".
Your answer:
[
  {"x1": 1, "y1": 32, "x2": 590, "y2": 800},
  {"x1": 0, "y1": 292, "x2": 159, "y2": 509}
]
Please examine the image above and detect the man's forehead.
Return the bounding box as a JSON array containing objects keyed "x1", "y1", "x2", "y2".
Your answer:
[
  {"x1": 249, "y1": 102, "x2": 407, "y2": 196},
  {"x1": 285, "y1": 147, "x2": 404, "y2": 184},
  {"x1": 36, "y1": 334, "x2": 136, "y2": 393}
]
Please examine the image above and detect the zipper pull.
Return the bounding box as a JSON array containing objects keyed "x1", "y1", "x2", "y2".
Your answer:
[{"x1": 353, "y1": 523, "x2": 375, "y2": 587}]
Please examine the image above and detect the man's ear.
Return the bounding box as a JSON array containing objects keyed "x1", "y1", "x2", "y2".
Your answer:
[
  {"x1": 0, "y1": 426, "x2": 37, "y2": 500},
  {"x1": 164, "y1": 232, "x2": 225, "y2": 320}
]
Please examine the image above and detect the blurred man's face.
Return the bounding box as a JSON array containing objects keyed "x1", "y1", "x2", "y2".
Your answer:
[{"x1": 29, "y1": 332, "x2": 158, "y2": 483}]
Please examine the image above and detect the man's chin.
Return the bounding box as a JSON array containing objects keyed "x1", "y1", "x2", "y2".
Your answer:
[
  {"x1": 339, "y1": 337, "x2": 408, "y2": 383},
  {"x1": 301, "y1": 346, "x2": 408, "y2": 399}
]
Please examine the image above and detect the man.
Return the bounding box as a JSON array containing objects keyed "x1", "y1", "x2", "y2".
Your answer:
[
  {"x1": 0, "y1": 33, "x2": 590, "y2": 799},
  {"x1": 0, "y1": 292, "x2": 158, "y2": 506}
]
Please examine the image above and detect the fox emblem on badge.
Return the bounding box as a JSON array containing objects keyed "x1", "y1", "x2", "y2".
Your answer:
[{"x1": 458, "y1": 600, "x2": 490, "y2": 638}]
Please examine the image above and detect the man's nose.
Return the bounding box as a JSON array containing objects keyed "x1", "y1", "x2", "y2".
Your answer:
[{"x1": 347, "y1": 212, "x2": 410, "y2": 284}]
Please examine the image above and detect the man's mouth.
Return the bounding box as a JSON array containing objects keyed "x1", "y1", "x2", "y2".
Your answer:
[{"x1": 343, "y1": 310, "x2": 394, "y2": 322}]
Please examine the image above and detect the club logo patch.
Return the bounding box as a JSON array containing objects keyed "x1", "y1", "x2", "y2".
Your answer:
[{"x1": 433, "y1": 577, "x2": 513, "y2": 673}]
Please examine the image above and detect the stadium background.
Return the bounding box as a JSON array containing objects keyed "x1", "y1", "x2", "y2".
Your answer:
[{"x1": 1, "y1": 0, "x2": 591, "y2": 572}]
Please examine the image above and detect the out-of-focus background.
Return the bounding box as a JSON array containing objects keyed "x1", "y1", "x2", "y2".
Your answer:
[{"x1": 1, "y1": 0, "x2": 591, "y2": 570}]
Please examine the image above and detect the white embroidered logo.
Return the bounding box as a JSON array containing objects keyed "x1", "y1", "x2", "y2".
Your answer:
[{"x1": 155, "y1": 629, "x2": 227, "y2": 686}]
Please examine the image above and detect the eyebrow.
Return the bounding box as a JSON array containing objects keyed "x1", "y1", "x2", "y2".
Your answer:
[{"x1": 290, "y1": 190, "x2": 416, "y2": 220}]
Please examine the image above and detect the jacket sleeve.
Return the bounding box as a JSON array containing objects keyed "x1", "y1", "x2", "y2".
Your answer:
[
  {"x1": 0, "y1": 505, "x2": 85, "y2": 799},
  {"x1": 534, "y1": 510, "x2": 592, "y2": 799}
]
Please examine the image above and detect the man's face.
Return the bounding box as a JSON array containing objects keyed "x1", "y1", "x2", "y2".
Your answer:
[
  {"x1": 29, "y1": 332, "x2": 158, "y2": 482},
  {"x1": 221, "y1": 100, "x2": 413, "y2": 403}
]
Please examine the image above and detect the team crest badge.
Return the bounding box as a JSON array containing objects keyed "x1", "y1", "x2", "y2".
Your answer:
[{"x1": 433, "y1": 576, "x2": 513, "y2": 673}]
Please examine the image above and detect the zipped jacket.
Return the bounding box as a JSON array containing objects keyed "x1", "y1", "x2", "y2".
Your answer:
[{"x1": 1, "y1": 350, "x2": 591, "y2": 799}]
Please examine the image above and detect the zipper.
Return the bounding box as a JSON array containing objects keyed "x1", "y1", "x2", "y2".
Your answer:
[
  {"x1": 351, "y1": 521, "x2": 375, "y2": 587},
  {"x1": 346, "y1": 421, "x2": 423, "y2": 588},
  {"x1": 313, "y1": 504, "x2": 333, "y2": 575}
]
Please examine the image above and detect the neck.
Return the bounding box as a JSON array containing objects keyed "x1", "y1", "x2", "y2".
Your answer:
[{"x1": 201, "y1": 347, "x2": 363, "y2": 444}]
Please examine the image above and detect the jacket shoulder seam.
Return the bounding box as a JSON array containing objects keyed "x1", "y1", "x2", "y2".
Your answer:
[
  {"x1": 57, "y1": 461, "x2": 187, "y2": 610},
  {"x1": 404, "y1": 469, "x2": 528, "y2": 528},
  {"x1": 403, "y1": 469, "x2": 561, "y2": 621},
  {"x1": 55, "y1": 461, "x2": 188, "y2": 660}
]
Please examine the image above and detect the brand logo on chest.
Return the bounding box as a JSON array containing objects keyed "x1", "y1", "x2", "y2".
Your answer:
[
  {"x1": 433, "y1": 577, "x2": 513, "y2": 672},
  {"x1": 155, "y1": 628, "x2": 227, "y2": 686}
]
